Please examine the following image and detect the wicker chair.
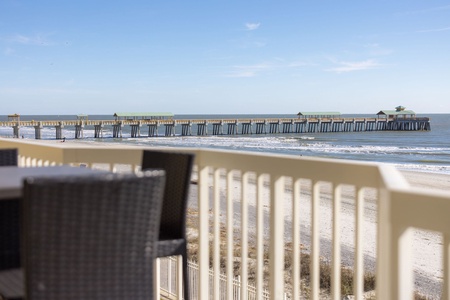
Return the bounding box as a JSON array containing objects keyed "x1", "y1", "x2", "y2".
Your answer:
[
  {"x1": 0, "y1": 149, "x2": 18, "y2": 166},
  {"x1": 17, "y1": 171, "x2": 166, "y2": 300},
  {"x1": 141, "y1": 150, "x2": 194, "y2": 300}
]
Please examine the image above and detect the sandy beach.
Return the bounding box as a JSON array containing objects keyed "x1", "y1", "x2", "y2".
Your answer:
[{"x1": 401, "y1": 170, "x2": 450, "y2": 191}]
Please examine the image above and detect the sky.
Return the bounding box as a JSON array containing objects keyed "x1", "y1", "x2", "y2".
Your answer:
[{"x1": 1, "y1": 1, "x2": 449, "y2": 115}]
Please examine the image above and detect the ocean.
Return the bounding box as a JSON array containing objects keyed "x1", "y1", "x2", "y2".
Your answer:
[{"x1": 1, "y1": 113, "x2": 450, "y2": 174}]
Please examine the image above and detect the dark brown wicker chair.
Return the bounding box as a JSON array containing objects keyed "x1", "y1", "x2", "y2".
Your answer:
[
  {"x1": 141, "y1": 150, "x2": 194, "y2": 300},
  {"x1": 17, "y1": 171, "x2": 166, "y2": 300},
  {"x1": 0, "y1": 149, "x2": 18, "y2": 166}
]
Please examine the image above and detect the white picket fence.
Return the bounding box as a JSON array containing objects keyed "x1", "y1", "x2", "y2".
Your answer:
[{"x1": 158, "y1": 257, "x2": 282, "y2": 300}]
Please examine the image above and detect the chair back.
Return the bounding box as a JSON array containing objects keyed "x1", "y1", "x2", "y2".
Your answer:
[
  {"x1": 0, "y1": 148, "x2": 18, "y2": 166},
  {"x1": 141, "y1": 150, "x2": 194, "y2": 240},
  {"x1": 21, "y1": 171, "x2": 166, "y2": 300}
]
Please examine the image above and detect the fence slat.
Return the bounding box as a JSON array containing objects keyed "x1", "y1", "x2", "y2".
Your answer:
[
  {"x1": 213, "y1": 168, "x2": 221, "y2": 300},
  {"x1": 198, "y1": 165, "x2": 210, "y2": 300},
  {"x1": 256, "y1": 174, "x2": 265, "y2": 299},
  {"x1": 292, "y1": 179, "x2": 301, "y2": 300},
  {"x1": 269, "y1": 176, "x2": 285, "y2": 299},
  {"x1": 311, "y1": 181, "x2": 320, "y2": 300},
  {"x1": 355, "y1": 187, "x2": 364, "y2": 299},
  {"x1": 332, "y1": 185, "x2": 342, "y2": 300},
  {"x1": 241, "y1": 172, "x2": 249, "y2": 300},
  {"x1": 227, "y1": 170, "x2": 235, "y2": 299}
]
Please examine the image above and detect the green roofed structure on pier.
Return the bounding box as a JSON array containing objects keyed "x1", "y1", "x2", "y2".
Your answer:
[
  {"x1": 297, "y1": 112, "x2": 341, "y2": 118},
  {"x1": 113, "y1": 112, "x2": 174, "y2": 121},
  {"x1": 377, "y1": 106, "x2": 416, "y2": 119}
]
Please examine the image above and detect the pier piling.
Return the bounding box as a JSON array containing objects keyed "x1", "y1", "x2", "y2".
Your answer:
[
  {"x1": 269, "y1": 121, "x2": 280, "y2": 134},
  {"x1": 196, "y1": 122, "x2": 207, "y2": 136},
  {"x1": 294, "y1": 121, "x2": 305, "y2": 133},
  {"x1": 227, "y1": 122, "x2": 238, "y2": 135},
  {"x1": 212, "y1": 121, "x2": 223, "y2": 135},
  {"x1": 94, "y1": 123, "x2": 104, "y2": 138},
  {"x1": 282, "y1": 121, "x2": 293, "y2": 133},
  {"x1": 164, "y1": 122, "x2": 175, "y2": 136},
  {"x1": 255, "y1": 121, "x2": 267, "y2": 134},
  {"x1": 55, "y1": 123, "x2": 65, "y2": 140},
  {"x1": 34, "y1": 122, "x2": 43, "y2": 139},
  {"x1": 75, "y1": 124, "x2": 84, "y2": 139},
  {"x1": 12, "y1": 124, "x2": 20, "y2": 138},
  {"x1": 241, "y1": 122, "x2": 252, "y2": 134},
  {"x1": 181, "y1": 122, "x2": 192, "y2": 136},
  {"x1": 112, "y1": 123, "x2": 123, "y2": 138},
  {"x1": 130, "y1": 123, "x2": 141, "y2": 138},
  {"x1": 148, "y1": 124, "x2": 158, "y2": 137}
]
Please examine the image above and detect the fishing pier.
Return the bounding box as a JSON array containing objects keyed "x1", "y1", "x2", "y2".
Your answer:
[{"x1": 0, "y1": 109, "x2": 431, "y2": 140}]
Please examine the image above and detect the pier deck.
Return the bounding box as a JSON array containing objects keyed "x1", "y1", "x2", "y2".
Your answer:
[{"x1": 0, "y1": 117, "x2": 431, "y2": 139}]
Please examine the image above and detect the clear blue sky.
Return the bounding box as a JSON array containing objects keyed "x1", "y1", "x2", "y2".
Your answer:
[{"x1": 1, "y1": 1, "x2": 449, "y2": 115}]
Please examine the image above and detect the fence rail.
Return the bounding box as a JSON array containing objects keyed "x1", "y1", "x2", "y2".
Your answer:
[{"x1": 1, "y1": 137, "x2": 449, "y2": 299}]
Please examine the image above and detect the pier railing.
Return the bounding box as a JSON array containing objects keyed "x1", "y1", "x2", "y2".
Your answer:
[{"x1": 1, "y1": 137, "x2": 448, "y2": 299}]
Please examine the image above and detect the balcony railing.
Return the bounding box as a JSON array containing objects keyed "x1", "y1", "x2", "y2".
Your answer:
[{"x1": 1, "y1": 137, "x2": 450, "y2": 299}]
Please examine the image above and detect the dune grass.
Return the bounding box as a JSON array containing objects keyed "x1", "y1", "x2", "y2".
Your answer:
[
  {"x1": 186, "y1": 207, "x2": 436, "y2": 299},
  {"x1": 186, "y1": 208, "x2": 377, "y2": 298}
]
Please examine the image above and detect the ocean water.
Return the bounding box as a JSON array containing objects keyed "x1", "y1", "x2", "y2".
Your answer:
[{"x1": 1, "y1": 113, "x2": 449, "y2": 174}]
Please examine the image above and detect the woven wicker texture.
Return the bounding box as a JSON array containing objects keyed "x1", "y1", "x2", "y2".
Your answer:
[
  {"x1": 0, "y1": 149, "x2": 18, "y2": 167},
  {"x1": 21, "y1": 171, "x2": 165, "y2": 300},
  {"x1": 0, "y1": 149, "x2": 20, "y2": 272},
  {"x1": 141, "y1": 150, "x2": 194, "y2": 300},
  {"x1": 0, "y1": 199, "x2": 20, "y2": 271}
]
